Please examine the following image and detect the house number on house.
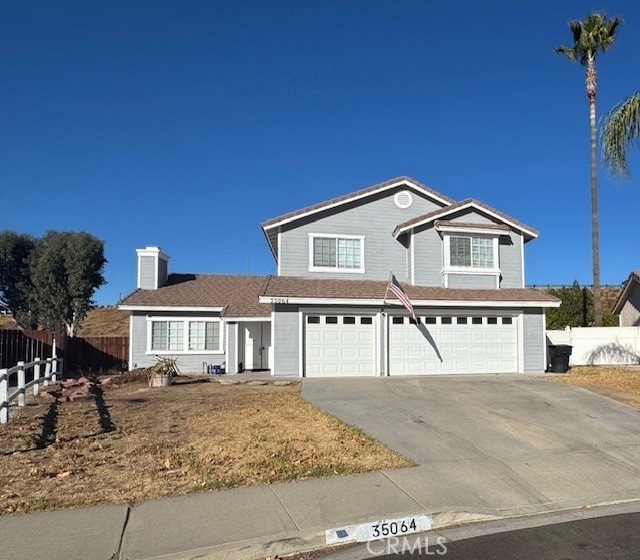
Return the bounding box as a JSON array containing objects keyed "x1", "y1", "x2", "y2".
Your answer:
[{"x1": 270, "y1": 298, "x2": 289, "y2": 304}]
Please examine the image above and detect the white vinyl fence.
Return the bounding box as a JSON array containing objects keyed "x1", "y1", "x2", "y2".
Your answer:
[
  {"x1": 546, "y1": 327, "x2": 640, "y2": 366},
  {"x1": 0, "y1": 347, "x2": 63, "y2": 424}
]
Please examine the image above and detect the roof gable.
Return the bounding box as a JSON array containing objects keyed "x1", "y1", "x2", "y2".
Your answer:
[
  {"x1": 261, "y1": 176, "x2": 454, "y2": 231},
  {"x1": 393, "y1": 198, "x2": 538, "y2": 240},
  {"x1": 613, "y1": 271, "x2": 640, "y2": 314}
]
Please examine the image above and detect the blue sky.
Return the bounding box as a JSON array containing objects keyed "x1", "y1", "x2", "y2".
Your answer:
[{"x1": 2, "y1": 1, "x2": 640, "y2": 305}]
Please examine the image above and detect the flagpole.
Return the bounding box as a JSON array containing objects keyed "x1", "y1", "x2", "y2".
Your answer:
[{"x1": 383, "y1": 270, "x2": 393, "y2": 304}]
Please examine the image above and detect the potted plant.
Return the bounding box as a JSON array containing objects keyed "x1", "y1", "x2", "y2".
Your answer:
[{"x1": 148, "y1": 356, "x2": 180, "y2": 387}]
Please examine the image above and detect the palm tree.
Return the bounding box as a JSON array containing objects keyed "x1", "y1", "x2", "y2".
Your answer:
[
  {"x1": 556, "y1": 12, "x2": 621, "y2": 327},
  {"x1": 602, "y1": 91, "x2": 640, "y2": 176}
]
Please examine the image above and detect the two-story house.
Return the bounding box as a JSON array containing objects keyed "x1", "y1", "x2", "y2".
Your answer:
[{"x1": 119, "y1": 176, "x2": 558, "y2": 377}]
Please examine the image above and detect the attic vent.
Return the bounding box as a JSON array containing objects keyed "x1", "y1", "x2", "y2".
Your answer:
[{"x1": 394, "y1": 191, "x2": 413, "y2": 209}]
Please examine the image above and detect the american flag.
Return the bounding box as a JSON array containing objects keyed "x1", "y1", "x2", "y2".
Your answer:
[{"x1": 388, "y1": 273, "x2": 417, "y2": 321}]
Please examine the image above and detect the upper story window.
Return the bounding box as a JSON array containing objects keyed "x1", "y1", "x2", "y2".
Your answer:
[
  {"x1": 450, "y1": 236, "x2": 494, "y2": 268},
  {"x1": 309, "y1": 234, "x2": 365, "y2": 273},
  {"x1": 444, "y1": 234, "x2": 499, "y2": 272},
  {"x1": 148, "y1": 318, "x2": 222, "y2": 354}
]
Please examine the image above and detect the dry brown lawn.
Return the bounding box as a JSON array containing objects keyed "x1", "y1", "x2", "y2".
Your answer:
[
  {"x1": 0, "y1": 376, "x2": 412, "y2": 515},
  {"x1": 548, "y1": 365, "x2": 640, "y2": 408}
]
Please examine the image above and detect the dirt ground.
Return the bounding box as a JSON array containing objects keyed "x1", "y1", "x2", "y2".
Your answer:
[
  {"x1": 0, "y1": 375, "x2": 412, "y2": 515},
  {"x1": 548, "y1": 365, "x2": 640, "y2": 408}
]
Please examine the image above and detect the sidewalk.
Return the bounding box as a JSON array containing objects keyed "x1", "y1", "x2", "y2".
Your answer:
[{"x1": 3, "y1": 463, "x2": 640, "y2": 560}]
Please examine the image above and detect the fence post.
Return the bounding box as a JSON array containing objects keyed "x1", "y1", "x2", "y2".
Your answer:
[
  {"x1": 52, "y1": 340, "x2": 58, "y2": 383},
  {"x1": 17, "y1": 361, "x2": 26, "y2": 407},
  {"x1": 0, "y1": 368, "x2": 7, "y2": 424},
  {"x1": 33, "y1": 358, "x2": 41, "y2": 396},
  {"x1": 44, "y1": 360, "x2": 51, "y2": 387}
]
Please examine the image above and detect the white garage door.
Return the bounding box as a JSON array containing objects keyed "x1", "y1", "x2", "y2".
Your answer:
[
  {"x1": 305, "y1": 315, "x2": 376, "y2": 377},
  {"x1": 390, "y1": 315, "x2": 518, "y2": 375}
]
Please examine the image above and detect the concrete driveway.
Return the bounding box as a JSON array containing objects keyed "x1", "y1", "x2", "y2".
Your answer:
[{"x1": 303, "y1": 375, "x2": 640, "y2": 515}]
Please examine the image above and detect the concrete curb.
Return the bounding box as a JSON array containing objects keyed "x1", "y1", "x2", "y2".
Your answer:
[{"x1": 135, "y1": 499, "x2": 640, "y2": 560}]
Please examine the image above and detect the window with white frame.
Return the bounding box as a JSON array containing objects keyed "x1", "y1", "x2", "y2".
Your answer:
[
  {"x1": 149, "y1": 319, "x2": 222, "y2": 353},
  {"x1": 309, "y1": 234, "x2": 364, "y2": 272},
  {"x1": 448, "y1": 235, "x2": 497, "y2": 270}
]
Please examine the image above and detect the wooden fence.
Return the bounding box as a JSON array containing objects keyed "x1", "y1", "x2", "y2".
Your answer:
[
  {"x1": 1, "y1": 351, "x2": 62, "y2": 424},
  {"x1": 0, "y1": 330, "x2": 128, "y2": 373},
  {"x1": 0, "y1": 329, "x2": 54, "y2": 369},
  {"x1": 64, "y1": 336, "x2": 128, "y2": 373}
]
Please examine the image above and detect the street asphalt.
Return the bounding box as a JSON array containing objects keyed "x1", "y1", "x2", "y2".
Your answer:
[{"x1": 1, "y1": 374, "x2": 640, "y2": 560}]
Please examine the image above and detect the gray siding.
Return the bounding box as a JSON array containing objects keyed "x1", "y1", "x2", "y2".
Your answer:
[
  {"x1": 129, "y1": 311, "x2": 225, "y2": 374},
  {"x1": 130, "y1": 313, "x2": 147, "y2": 369},
  {"x1": 278, "y1": 187, "x2": 445, "y2": 281},
  {"x1": 523, "y1": 309, "x2": 545, "y2": 372},
  {"x1": 498, "y1": 232, "x2": 523, "y2": 288},
  {"x1": 620, "y1": 284, "x2": 640, "y2": 326},
  {"x1": 139, "y1": 256, "x2": 156, "y2": 289},
  {"x1": 412, "y1": 209, "x2": 524, "y2": 289},
  {"x1": 226, "y1": 322, "x2": 238, "y2": 373},
  {"x1": 272, "y1": 304, "x2": 299, "y2": 376},
  {"x1": 447, "y1": 274, "x2": 496, "y2": 289},
  {"x1": 449, "y1": 211, "x2": 495, "y2": 225},
  {"x1": 412, "y1": 227, "x2": 443, "y2": 286},
  {"x1": 158, "y1": 257, "x2": 168, "y2": 287}
]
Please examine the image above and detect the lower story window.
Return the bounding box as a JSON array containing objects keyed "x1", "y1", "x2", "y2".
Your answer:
[{"x1": 150, "y1": 319, "x2": 222, "y2": 353}]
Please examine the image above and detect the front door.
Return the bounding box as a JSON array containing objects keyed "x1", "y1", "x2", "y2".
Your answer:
[{"x1": 244, "y1": 323, "x2": 271, "y2": 370}]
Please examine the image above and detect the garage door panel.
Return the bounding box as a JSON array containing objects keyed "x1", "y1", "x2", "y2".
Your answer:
[
  {"x1": 390, "y1": 315, "x2": 518, "y2": 375},
  {"x1": 305, "y1": 315, "x2": 376, "y2": 377}
]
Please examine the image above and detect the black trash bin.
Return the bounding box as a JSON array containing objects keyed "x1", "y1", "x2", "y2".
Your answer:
[{"x1": 548, "y1": 344, "x2": 572, "y2": 373}]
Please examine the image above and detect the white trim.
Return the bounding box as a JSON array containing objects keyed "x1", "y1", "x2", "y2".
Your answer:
[
  {"x1": 520, "y1": 235, "x2": 525, "y2": 288},
  {"x1": 137, "y1": 254, "x2": 142, "y2": 290},
  {"x1": 410, "y1": 233, "x2": 415, "y2": 285},
  {"x1": 298, "y1": 310, "x2": 304, "y2": 378},
  {"x1": 234, "y1": 322, "x2": 240, "y2": 374},
  {"x1": 145, "y1": 316, "x2": 224, "y2": 355},
  {"x1": 263, "y1": 179, "x2": 452, "y2": 231},
  {"x1": 436, "y1": 224, "x2": 507, "y2": 236},
  {"x1": 308, "y1": 233, "x2": 366, "y2": 274},
  {"x1": 444, "y1": 267, "x2": 501, "y2": 275},
  {"x1": 394, "y1": 201, "x2": 538, "y2": 240},
  {"x1": 277, "y1": 230, "x2": 282, "y2": 276},
  {"x1": 223, "y1": 316, "x2": 271, "y2": 322},
  {"x1": 119, "y1": 305, "x2": 224, "y2": 312},
  {"x1": 541, "y1": 310, "x2": 547, "y2": 372},
  {"x1": 128, "y1": 314, "x2": 134, "y2": 370},
  {"x1": 517, "y1": 313, "x2": 525, "y2": 373},
  {"x1": 443, "y1": 234, "x2": 499, "y2": 272},
  {"x1": 224, "y1": 322, "x2": 230, "y2": 370},
  {"x1": 260, "y1": 295, "x2": 560, "y2": 308},
  {"x1": 270, "y1": 310, "x2": 276, "y2": 375}
]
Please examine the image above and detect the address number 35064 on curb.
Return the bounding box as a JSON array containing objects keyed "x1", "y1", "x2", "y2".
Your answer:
[{"x1": 325, "y1": 514, "x2": 433, "y2": 545}]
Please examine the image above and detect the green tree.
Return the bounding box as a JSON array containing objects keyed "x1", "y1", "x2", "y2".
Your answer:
[
  {"x1": 602, "y1": 91, "x2": 640, "y2": 176},
  {"x1": 31, "y1": 231, "x2": 106, "y2": 336},
  {"x1": 0, "y1": 231, "x2": 37, "y2": 328},
  {"x1": 546, "y1": 281, "x2": 619, "y2": 329},
  {"x1": 546, "y1": 282, "x2": 592, "y2": 329},
  {"x1": 556, "y1": 12, "x2": 622, "y2": 327}
]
